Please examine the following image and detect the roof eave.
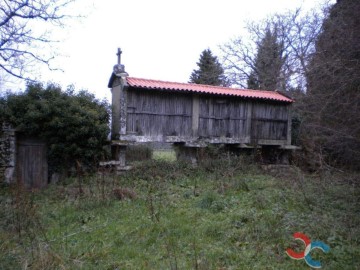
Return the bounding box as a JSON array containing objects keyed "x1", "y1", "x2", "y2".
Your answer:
[
  {"x1": 108, "y1": 73, "x2": 116, "y2": 88},
  {"x1": 127, "y1": 85, "x2": 293, "y2": 103}
]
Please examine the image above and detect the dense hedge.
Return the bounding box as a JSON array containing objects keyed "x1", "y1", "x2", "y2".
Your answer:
[{"x1": 0, "y1": 82, "x2": 110, "y2": 172}]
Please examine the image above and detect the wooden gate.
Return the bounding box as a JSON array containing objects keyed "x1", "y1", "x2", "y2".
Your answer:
[{"x1": 17, "y1": 137, "x2": 48, "y2": 189}]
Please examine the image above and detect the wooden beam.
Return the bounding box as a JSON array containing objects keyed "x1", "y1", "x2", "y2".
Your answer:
[
  {"x1": 257, "y1": 139, "x2": 287, "y2": 145},
  {"x1": 245, "y1": 102, "x2": 252, "y2": 143},
  {"x1": 279, "y1": 145, "x2": 301, "y2": 150},
  {"x1": 192, "y1": 94, "x2": 200, "y2": 137},
  {"x1": 286, "y1": 105, "x2": 292, "y2": 145}
]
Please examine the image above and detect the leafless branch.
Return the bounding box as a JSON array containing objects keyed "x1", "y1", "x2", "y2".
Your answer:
[
  {"x1": 220, "y1": 4, "x2": 328, "y2": 91},
  {"x1": 0, "y1": 0, "x2": 76, "y2": 80}
]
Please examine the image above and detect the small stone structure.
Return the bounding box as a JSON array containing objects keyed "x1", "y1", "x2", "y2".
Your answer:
[
  {"x1": 1, "y1": 124, "x2": 48, "y2": 188},
  {"x1": 0, "y1": 123, "x2": 16, "y2": 184}
]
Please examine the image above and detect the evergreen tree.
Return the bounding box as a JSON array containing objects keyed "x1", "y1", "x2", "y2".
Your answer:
[
  {"x1": 305, "y1": 0, "x2": 360, "y2": 168},
  {"x1": 247, "y1": 29, "x2": 284, "y2": 90},
  {"x1": 247, "y1": 71, "x2": 260, "y2": 90},
  {"x1": 221, "y1": 5, "x2": 327, "y2": 91},
  {"x1": 189, "y1": 49, "x2": 228, "y2": 86}
]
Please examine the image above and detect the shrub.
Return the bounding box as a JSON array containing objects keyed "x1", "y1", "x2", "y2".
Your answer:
[{"x1": 0, "y1": 82, "x2": 110, "y2": 173}]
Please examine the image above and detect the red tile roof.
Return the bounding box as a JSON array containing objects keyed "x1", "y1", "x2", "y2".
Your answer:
[{"x1": 126, "y1": 77, "x2": 293, "y2": 103}]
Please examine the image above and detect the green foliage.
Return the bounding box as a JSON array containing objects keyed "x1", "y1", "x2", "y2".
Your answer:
[
  {"x1": 0, "y1": 159, "x2": 359, "y2": 269},
  {"x1": 153, "y1": 150, "x2": 177, "y2": 162},
  {"x1": 246, "y1": 71, "x2": 259, "y2": 90},
  {"x1": 247, "y1": 28, "x2": 284, "y2": 90},
  {"x1": 189, "y1": 49, "x2": 228, "y2": 86},
  {"x1": 197, "y1": 191, "x2": 227, "y2": 213},
  {"x1": 304, "y1": 0, "x2": 360, "y2": 169},
  {"x1": 1, "y1": 82, "x2": 110, "y2": 172}
]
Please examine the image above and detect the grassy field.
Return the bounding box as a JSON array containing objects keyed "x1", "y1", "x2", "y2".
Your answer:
[
  {"x1": 0, "y1": 156, "x2": 359, "y2": 269},
  {"x1": 153, "y1": 150, "x2": 177, "y2": 162}
]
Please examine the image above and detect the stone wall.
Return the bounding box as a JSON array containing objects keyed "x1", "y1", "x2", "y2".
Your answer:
[{"x1": 0, "y1": 123, "x2": 16, "y2": 184}]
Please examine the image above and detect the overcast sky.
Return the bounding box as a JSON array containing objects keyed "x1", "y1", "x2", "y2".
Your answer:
[{"x1": 3, "y1": 0, "x2": 333, "y2": 101}]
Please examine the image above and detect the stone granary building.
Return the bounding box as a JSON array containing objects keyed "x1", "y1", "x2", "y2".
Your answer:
[{"x1": 108, "y1": 49, "x2": 296, "y2": 169}]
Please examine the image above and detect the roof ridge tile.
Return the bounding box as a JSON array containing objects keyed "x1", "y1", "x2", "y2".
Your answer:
[{"x1": 126, "y1": 77, "x2": 293, "y2": 103}]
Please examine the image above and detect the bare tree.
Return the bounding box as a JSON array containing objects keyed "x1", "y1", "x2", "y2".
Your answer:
[
  {"x1": 0, "y1": 0, "x2": 76, "y2": 81},
  {"x1": 220, "y1": 4, "x2": 328, "y2": 91}
]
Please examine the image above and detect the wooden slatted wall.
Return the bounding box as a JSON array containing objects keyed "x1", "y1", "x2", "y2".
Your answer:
[
  {"x1": 125, "y1": 88, "x2": 290, "y2": 144},
  {"x1": 127, "y1": 89, "x2": 192, "y2": 138},
  {"x1": 199, "y1": 97, "x2": 249, "y2": 139},
  {"x1": 17, "y1": 137, "x2": 48, "y2": 189},
  {"x1": 251, "y1": 102, "x2": 289, "y2": 141}
]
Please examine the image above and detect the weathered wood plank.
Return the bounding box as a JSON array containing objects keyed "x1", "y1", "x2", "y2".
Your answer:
[
  {"x1": 126, "y1": 89, "x2": 192, "y2": 138},
  {"x1": 125, "y1": 89, "x2": 290, "y2": 145},
  {"x1": 17, "y1": 138, "x2": 48, "y2": 189}
]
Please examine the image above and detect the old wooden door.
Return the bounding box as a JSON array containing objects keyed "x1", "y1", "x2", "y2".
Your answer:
[{"x1": 17, "y1": 137, "x2": 48, "y2": 189}]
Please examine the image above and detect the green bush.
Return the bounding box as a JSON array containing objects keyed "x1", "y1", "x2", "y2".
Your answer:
[
  {"x1": 197, "y1": 191, "x2": 226, "y2": 213},
  {"x1": 0, "y1": 82, "x2": 110, "y2": 172}
]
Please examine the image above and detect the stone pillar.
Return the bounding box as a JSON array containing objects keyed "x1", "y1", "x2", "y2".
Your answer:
[
  {"x1": 279, "y1": 150, "x2": 290, "y2": 165},
  {"x1": 118, "y1": 145, "x2": 127, "y2": 168},
  {"x1": 0, "y1": 124, "x2": 16, "y2": 184},
  {"x1": 109, "y1": 48, "x2": 129, "y2": 168},
  {"x1": 174, "y1": 144, "x2": 199, "y2": 166},
  {"x1": 111, "y1": 78, "x2": 121, "y2": 140},
  {"x1": 119, "y1": 76, "x2": 127, "y2": 136},
  {"x1": 111, "y1": 76, "x2": 128, "y2": 140}
]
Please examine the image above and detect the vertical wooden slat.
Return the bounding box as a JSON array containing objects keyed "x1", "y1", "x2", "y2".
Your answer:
[
  {"x1": 192, "y1": 94, "x2": 199, "y2": 136},
  {"x1": 17, "y1": 138, "x2": 47, "y2": 189},
  {"x1": 126, "y1": 89, "x2": 193, "y2": 138},
  {"x1": 246, "y1": 102, "x2": 252, "y2": 143},
  {"x1": 287, "y1": 105, "x2": 292, "y2": 145},
  {"x1": 125, "y1": 88, "x2": 290, "y2": 144}
]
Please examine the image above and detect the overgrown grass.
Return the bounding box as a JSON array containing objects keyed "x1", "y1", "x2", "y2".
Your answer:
[
  {"x1": 0, "y1": 159, "x2": 359, "y2": 269},
  {"x1": 153, "y1": 150, "x2": 177, "y2": 162},
  {"x1": 126, "y1": 145, "x2": 153, "y2": 162}
]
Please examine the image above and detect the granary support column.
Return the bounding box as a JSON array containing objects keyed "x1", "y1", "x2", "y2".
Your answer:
[{"x1": 174, "y1": 144, "x2": 200, "y2": 166}]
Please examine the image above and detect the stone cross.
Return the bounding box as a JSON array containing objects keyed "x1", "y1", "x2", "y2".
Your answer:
[{"x1": 116, "y1": 48, "x2": 122, "y2": 64}]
